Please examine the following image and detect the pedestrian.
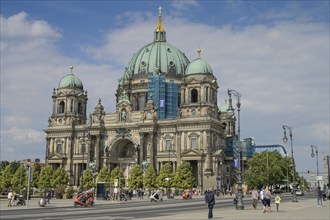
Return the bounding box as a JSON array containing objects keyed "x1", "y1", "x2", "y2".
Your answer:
[
  {"x1": 263, "y1": 186, "x2": 272, "y2": 212},
  {"x1": 45, "y1": 191, "x2": 52, "y2": 204},
  {"x1": 275, "y1": 193, "x2": 281, "y2": 212},
  {"x1": 260, "y1": 186, "x2": 266, "y2": 213},
  {"x1": 205, "y1": 187, "x2": 215, "y2": 219},
  {"x1": 7, "y1": 190, "x2": 13, "y2": 207},
  {"x1": 316, "y1": 186, "x2": 323, "y2": 207},
  {"x1": 251, "y1": 187, "x2": 259, "y2": 210},
  {"x1": 11, "y1": 191, "x2": 16, "y2": 206}
]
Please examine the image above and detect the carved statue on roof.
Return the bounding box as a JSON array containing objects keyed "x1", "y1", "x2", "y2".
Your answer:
[{"x1": 118, "y1": 90, "x2": 131, "y2": 104}]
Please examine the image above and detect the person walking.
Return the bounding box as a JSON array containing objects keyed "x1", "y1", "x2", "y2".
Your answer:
[
  {"x1": 317, "y1": 186, "x2": 323, "y2": 207},
  {"x1": 205, "y1": 187, "x2": 215, "y2": 219},
  {"x1": 45, "y1": 191, "x2": 52, "y2": 204},
  {"x1": 7, "y1": 190, "x2": 13, "y2": 207},
  {"x1": 274, "y1": 193, "x2": 281, "y2": 212},
  {"x1": 260, "y1": 186, "x2": 266, "y2": 213},
  {"x1": 11, "y1": 191, "x2": 16, "y2": 206},
  {"x1": 251, "y1": 187, "x2": 259, "y2": 210},
  {"x1": 263, "y1": 186, "x2": 272, "y2": 212}
]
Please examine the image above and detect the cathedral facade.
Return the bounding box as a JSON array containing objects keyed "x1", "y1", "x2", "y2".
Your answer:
[{"x1": 45, "y1": 8, "x2": 236, "y2": 191}]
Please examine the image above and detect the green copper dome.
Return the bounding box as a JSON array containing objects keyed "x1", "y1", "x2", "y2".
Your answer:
[
  {"x1": 58, "y1": 73, "x2": 83, "y2": 90},
  {"x1": 121, "y1": 8, "x2": 190, "y2": 80},
  {"x1": 185, "y1": 58, "x2": 213, "y2": 75},
  {"x1": 219, "y1": 100, "x2": 229, "y2": 112}
]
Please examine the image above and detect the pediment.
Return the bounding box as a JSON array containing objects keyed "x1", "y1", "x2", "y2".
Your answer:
[
  {"x1": 48, "y1": 153, "x2": 62, "y2": 160},
  {"x1": 213, "y1": 149, "x2": 225, "y2": 157},
  {"x1": 181, "y1": 148, "x2": 202, "y2": 156},
  {"x1": 186, "y1": 78, "x2": 200, "y2": 84}
]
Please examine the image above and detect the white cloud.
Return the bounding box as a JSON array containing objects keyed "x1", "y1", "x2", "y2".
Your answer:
[
  {"x1": 170, "y1": 0, "x2": 199, "y2": 11},
  {"x1": 0, "y1": 7, "x2": 329, "y2": 174},
  {"x1": 2, "y1": 127, "x2": 45, "y2": 144}
]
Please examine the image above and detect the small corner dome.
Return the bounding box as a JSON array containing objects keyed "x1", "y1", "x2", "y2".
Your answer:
[
  {"x1": 185, "y1": 58, "x2": 213, "y2": 75},
  {"x1": 58, "y1": 74, "x2": 83, "y2": 90},
  {"x1": 219, "y1": 100, "x2": 229, "y2": 112}
]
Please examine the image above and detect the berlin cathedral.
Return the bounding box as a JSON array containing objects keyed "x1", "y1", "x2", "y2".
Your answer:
[{"x1": 45, "y1": 7, "x2": 238, "y2": 191}]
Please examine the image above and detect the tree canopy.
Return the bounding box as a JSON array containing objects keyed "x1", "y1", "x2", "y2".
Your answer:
[
  {"x1": 37, "y1": 165, "x2": 54, "y2": 191},
  {"x1": 128, "y1": 164, "x2": 143, "y2": 190},
  {"x1": 244, "y1": 151, "x2": 289, "y2": 188},
  {"x1": 144, "y1": 165, "x2": 157, "y2": 190},
  {"x1": 110, "y1": 166, "x2": 125, "y2": 188},
  {"x1": 97, "y1": 166, "x2": 111, "y2": 183},
  {"x1": 172, "y1": 161, "x2": 195, "y2": 189},
  {"x1": 157, "y1": 162, "x2": 173, "y2": 188}
]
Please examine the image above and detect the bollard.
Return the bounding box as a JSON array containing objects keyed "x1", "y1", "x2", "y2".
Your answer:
[{"x1": 38, "y1": 198, "x2": 47, "y2": 207}]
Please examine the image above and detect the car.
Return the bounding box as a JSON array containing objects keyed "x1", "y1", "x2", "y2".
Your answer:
[
  {"x1": 296, "y1": 189, "x2": 304, "y2": 196},
  {"x1": 272, "y1": 188, "x2": 281, "y2": 194}
]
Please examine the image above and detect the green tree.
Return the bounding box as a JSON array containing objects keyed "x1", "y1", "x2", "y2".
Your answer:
[
  {"x1": 31, "y1": 163, "x2": 42, "y2": 188},
  {"x1": 38, "y1": 165, "x2": 54, "y2": 191},
  {"x1": 110, "y1": 166, "x2": 125, "y2": 188},
  {"x1": 128, "y1": 165, "x2": 143, "y2": 190},
  {"x1": 52, "y1": 167, "x2": 68, "y2": 196},
  {"x1": 0, "y1": 161, "x2": 10, "y2": 171},
  {"x1": 245, "y1": 151, "x2": 287, "y2": 188},
  {"x1": 97, "y1": 166, "x2": 111, "y2": 183},
  {"x1": 81, "y1": 169, "x2": 94, "y2": 190},
  {"x1": 172, "y1": 161, "x2": 195, "y2": 189},
  {"x1": 9, "y1": 161, "x2": 21, "y2": 174},
  {"x1": 156, "y1": 162, "x2": 173, "y2": 188},
  {"x1": 11, "y1": 165, "x2": 27, "y2": 192},
  {"x1": 144, "y1": 165, "x2": 157, "y2": 190},
  {"x1": 0, "y1": 165, "x2": 13, "y2": 190}
]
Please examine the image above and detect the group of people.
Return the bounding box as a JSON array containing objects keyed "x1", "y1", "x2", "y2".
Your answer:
[
  {"x1": 251, "y1": 186, "x2": 281, "y2": 213},
  {"x1": 204, "y1": 186, "x2": 283, "y2": 219},
  {"x1": 7, "y1": 190, "x2": 26, "y2": 207}
]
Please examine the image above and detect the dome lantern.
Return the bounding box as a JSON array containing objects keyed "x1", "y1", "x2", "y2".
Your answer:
[{"x1": 58, "y1": 66, "x2": 84, "y2": 90}]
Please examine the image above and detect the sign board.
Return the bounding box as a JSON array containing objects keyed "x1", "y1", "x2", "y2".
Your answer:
[
  {"x1": 317, "y1": 176, "x2": 323, "y2": 181},
  {"x1": 114, "y1": 188, "x2": 118, "y2": 194},
  {"x1": 114, "y1": 179, "x2": 119, "y2": 187},
  {"x1": 160, "y1": 100, "x2": 165, "y2": 107},
  {"x1": 234, "y1": 159, "x2": 238, "y2": 168}
]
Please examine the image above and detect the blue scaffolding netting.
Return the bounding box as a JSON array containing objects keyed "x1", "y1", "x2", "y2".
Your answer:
[{"x1": 148, "y1": 75, "x2": 178, "y2": 120}]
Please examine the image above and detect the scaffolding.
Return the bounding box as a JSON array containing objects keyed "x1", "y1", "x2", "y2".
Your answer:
[{"x1": 148, "y1": 75, "x2": 178, "y2": 120}]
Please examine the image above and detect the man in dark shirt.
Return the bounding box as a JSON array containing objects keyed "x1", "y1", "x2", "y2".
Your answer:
[
  {"x1": 205, "y1": 188, "x2": 215, "y2": 219},
  {"x1": 317, "y1": 187, "x2": 323, "y2": 207}
]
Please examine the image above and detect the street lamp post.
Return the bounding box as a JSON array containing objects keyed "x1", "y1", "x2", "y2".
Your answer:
[
  {"x1": 227, "y1": 89, "x2": 244, "y2": 210},
  {"x1": 166, "y1": 138, "x2": 175, "y2": 199},
  {"x1": 81, "y1": 143, "x2": 86, "y2": 190},
  {"x1": 311, "y1": 145, "x2": 320, "y2": 187},
  {"x1": 104, "y1": 146, "x2": 110, "y2": 171},
  {"x1": 282, "y1": 125, "x2": 297, "y2": 202}
]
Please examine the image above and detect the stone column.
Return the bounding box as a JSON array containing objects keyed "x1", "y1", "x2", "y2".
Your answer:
[
  {"x1": 95, "y1": 135, "x2": 100, "y2": 172},
  {"x1": 183, "y1": 131, "x2": 187, "y2": 151},
  {"x1": 198, "y1": 160, "x2": 203, "y2": 189},
  {"x1": 176, "y1": 132, "x2": 182, "y2": 164},
  {"x1": 149, "y1": 132, "x2": 155, "y2": 169},
  {"x1": 204, "y1": 131, "x2": 213, "y2": 176},
  {"x1": 139, "y1": 132, "x2": 145, "y2": 161}
]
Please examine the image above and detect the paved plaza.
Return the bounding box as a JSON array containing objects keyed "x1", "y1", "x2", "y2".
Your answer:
[{"x1": 0, "y1": 195, "x2": 329, "y2": 219}]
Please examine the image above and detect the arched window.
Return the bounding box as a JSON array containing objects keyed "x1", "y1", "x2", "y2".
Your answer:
[
  {"x1": 138, "y1": 94, "x2": 146, "y2": 110},
  {"x1": 191, "y1": 138, "x2": 198, "y2": 149},
  {"x1": 206, "y1": 87, "x2": 209, "y2": 102},
  {"x1": 59, "y1": 101, "x2": 65, "y2": 113},
  {"x1": 191, "y1": 89, "x2": 198, "y2": 103},
  {"x1": 78, "y1": 102, "x2": 83, "y2": 114},
  {"x1": 70, "y1": 99, "x2": 73, "y2": 112},
  {"x1": 56, "y1": 143, "x2": 61, "y2": 154}
]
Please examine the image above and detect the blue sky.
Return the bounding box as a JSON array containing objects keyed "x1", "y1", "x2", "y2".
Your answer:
[{"x1": 1, "y1": 0, "x2": 329, "y2": 179}]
